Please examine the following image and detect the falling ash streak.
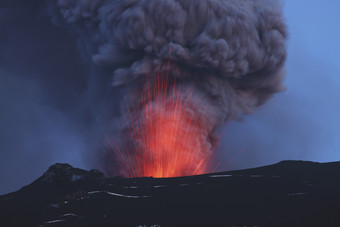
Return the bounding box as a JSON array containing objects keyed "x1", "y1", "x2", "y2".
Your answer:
[
  {"x1": 225, "y1": 147, "x2": 248, "y2": 169},
  {"x1": 96, "y1": 115, "x2": 138, "y2": 177}
]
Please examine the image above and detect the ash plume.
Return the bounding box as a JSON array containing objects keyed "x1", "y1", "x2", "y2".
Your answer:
[{"x1": 49, "y1": 0, "x2": 287, "y2": 176}]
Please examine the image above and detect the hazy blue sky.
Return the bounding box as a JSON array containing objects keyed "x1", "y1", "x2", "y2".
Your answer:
[
  {"x1": 0, "y1": 0, "x2": 339, "y2": 195},
  {"x1": 218, "y1": 0, "x2": 340, "y2": 170}
]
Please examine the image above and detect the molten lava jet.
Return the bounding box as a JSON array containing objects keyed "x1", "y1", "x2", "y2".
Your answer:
[
  {"x1": 122, "y1": 70, "x2": 216, "y2": 178},
  {"x1": 102, "y1": 53, "x2": 218, "y2": 178}
]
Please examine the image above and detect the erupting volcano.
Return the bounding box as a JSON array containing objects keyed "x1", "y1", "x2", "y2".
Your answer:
[{"x1": 50, "y1": 0, "x2": 287, "y2": 178}]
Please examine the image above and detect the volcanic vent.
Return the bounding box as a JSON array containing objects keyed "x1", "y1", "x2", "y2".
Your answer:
[{"x1": 50, "y1": 0, "x2": 287, "y2": 178}]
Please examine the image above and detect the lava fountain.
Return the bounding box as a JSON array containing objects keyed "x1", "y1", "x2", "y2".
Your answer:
[{"x1": 117, "y1": 54, "x2": 217, "y2": 177}]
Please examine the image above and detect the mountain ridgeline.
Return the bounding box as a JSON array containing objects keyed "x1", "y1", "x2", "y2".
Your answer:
[{"x1": 1, "y1": 161, "x2": 340, "y2": 226}]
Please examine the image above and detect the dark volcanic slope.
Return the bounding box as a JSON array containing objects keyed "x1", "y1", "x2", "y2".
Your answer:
[{"x1": 1, "y1": 161, "x2": 340, "y2": 227}]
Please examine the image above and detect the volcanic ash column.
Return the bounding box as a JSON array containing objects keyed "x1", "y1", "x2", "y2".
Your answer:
[{"x1": 50, "y1": 0, "x2": 287, "y2": 177}]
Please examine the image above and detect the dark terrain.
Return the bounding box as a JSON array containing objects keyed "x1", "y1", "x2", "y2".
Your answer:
[{"x1": 1, "y1": 160, "x2": 340, "y2": 227}]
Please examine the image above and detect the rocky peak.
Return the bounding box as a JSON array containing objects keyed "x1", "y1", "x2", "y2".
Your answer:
[{"x1": 40, "y1": 163, "x2": 104, "y2": 183}]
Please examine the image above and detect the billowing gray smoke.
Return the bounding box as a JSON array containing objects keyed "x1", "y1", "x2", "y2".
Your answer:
[{"x1": 49, "y1": 0, "x2": 287, "y2": 176}]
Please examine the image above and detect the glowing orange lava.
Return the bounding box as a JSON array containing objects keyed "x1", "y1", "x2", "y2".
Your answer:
[
  {"x1": 132, "y1": 91, "x2": 211, "y2": 177},
  {"x1": 117, "y1": 73, "x2": 216, "y2": 178}
]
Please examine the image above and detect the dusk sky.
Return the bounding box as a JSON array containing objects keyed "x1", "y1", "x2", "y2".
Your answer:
[
  {"x1": 218, "y1": 0, "x2": 340, "y2": 169},
  {"x1": 1, "y1": 0, "x2": 340, "y2": 195}
]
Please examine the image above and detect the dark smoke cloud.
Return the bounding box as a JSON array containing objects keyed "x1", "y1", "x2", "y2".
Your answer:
[
  {"x1": 50, "y1": 0, "x2": 286, "y2": 112},
  {"x1": 49, "y1": 0, "x2": 287, "y2": 176}
]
